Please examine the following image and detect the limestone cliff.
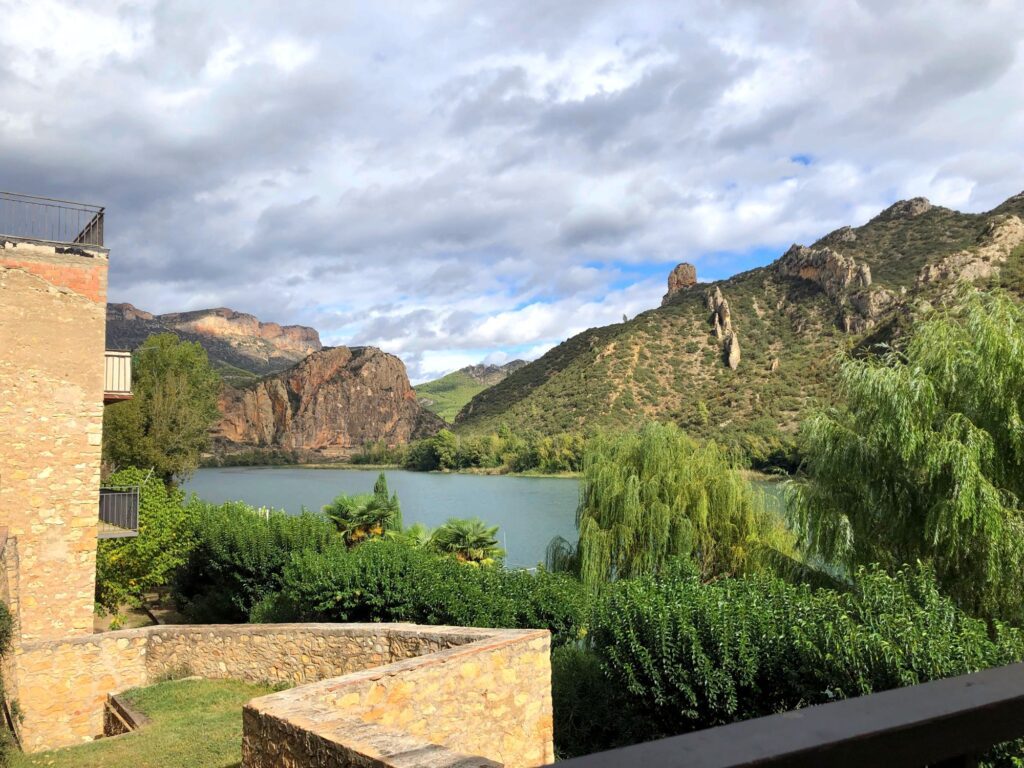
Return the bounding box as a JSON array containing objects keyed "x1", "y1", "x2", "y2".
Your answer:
[
  {"x1": 216, "y1": 346, "x2": 443, "y2": 457},
  {"x1": 106, "y1": 303, "x2": 322, "y2": 382},
  {"x1": 158, "y1": 307, "x2": 321, "y2": 358}
]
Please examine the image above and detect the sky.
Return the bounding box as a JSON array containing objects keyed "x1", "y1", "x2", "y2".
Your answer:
[{"x1": 2, "y1": 1, "x2": 1023, "y2": 382}]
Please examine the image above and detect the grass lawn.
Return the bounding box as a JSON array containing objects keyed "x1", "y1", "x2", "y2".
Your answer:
[{"x1": 12, "y1": 679, "x2": 275, "y2": 768}]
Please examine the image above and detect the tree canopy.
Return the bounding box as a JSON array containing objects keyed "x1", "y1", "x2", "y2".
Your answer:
[
  {"x1": 567, "y1": 422, "x2": 785, "y2": 590},
  {"x1": 103, "y1": 334, "x2": 221, "y2": 483},
  {"x1": 792, "y1": 290, "x2": 1024, "y2": 621}
]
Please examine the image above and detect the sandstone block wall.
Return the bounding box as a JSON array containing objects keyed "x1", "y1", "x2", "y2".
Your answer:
[
  {"x1": 11, "y1": 622, "x2": 554, "y2": 766},
  {"x1": 0, "y1": 237, "x2": 109, "y2": 644},
  {"x1": 244, "y1": 627, "x2": 553, "y2": 768}
]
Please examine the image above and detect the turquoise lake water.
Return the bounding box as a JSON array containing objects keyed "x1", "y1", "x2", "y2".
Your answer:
[{"x1": 184, "y1": 467, "x2": 787, "y2": 569}]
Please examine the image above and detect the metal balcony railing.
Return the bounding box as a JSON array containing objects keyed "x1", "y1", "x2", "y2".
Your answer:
[
  {"x1": 104, "y1": 350, "x2": 132, "y2": 403},
  {"x1": 553, "y1": 661, "x2": 1024, "y2": 768},
  {"x1": 0, "y1": 191, "x2": 104, "y2": 246},
  {"x1": 98, "y1": 485, "x2": 139, "y2": 539}
]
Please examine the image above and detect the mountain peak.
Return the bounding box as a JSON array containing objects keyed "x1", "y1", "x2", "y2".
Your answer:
[{"x1": 871, "y1": 197, "x2": 933, "y2": 223}]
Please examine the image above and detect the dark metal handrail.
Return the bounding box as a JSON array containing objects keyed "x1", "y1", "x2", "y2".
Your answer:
[
  {"x1": 0, "y1": 191, "x2": 104, "y2": 246},
  {"x1": 554, "y1": 661, "x2": 1024, "y2": 768},
  {"x1": 98, "y1": 485, "x2": 139, "y2": 539}
]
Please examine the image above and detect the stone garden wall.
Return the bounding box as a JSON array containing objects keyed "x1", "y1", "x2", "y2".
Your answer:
[
  {"x1": 242, "y1": 627, "x2": 553, "y2": 768},
  {"x1": 11, "y1": 623, "x2": 553, "y2": 767}
]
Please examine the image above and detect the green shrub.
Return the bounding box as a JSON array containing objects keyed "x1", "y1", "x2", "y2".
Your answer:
[
  {"x1": 274, "y1": 539, "x2": 589, "y2": 644},
  {"x1": 590, "y1": 560, "x2": 1024, "y2": 740},
  {"x1": 96, "y1": 468, "x2": 199, "y2": 616},
  {"x1": 172, "y1": 502, "x2": 335, "y2": 622},
  {"x1": 551, "y1": 645, "x2": 645, "y2": 759}
]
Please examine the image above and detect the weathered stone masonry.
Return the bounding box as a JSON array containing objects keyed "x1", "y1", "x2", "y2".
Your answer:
[
  {"x1": 0, "y1": 237, "x2": 109, "y2": 644},
  {"x1": 0, "y1": 234, "x2": 553, "y2": 768},
  {"x1": 11, "y1": 623, "x2": 554, "y2": 767}
]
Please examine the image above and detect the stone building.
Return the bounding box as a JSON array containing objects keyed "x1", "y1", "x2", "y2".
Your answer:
[{"x1": 0, "y1": 193, "x2": 553, "y2": 766}]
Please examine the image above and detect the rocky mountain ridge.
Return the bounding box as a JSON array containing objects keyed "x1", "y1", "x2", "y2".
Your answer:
[
  {"x1": 106, "y1": 303, "x2": 321, "y2": 383},
  {"x1": 454, "y1": 190, "x2": 1024, "y2": 462}
]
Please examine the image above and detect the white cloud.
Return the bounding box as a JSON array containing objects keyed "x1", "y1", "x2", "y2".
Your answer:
[{"x1": 1, "y1": 0, "x2": 1022, "y2": 380}]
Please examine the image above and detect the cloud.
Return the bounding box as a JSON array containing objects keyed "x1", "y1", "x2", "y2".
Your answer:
[{"x1": 1, "y1": 0, "x2": 1022, "y2": 380}]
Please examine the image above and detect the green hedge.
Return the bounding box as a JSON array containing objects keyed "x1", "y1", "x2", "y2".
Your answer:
[
  {"x1": 580, "y1": 560, "x2": 1024, "y2": 763},
  {"x1": 172, "y1": 502, "x2": 335, "y2": 622},
  {"x1": 271, "y1": 539, "x2": 589, "y2": 645}
]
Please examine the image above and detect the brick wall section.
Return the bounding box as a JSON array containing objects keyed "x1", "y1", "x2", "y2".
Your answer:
[
  {"x1": 0, "y1": 238, "x2": 109, "y2": 645},
  {"x1": 243, "y1": 628, "x2": 553, "y2": 768},
  {"x1": 11, "y1": 623, "x2": 554, "y2": 765}
]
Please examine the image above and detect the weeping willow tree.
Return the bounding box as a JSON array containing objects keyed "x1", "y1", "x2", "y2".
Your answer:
[
  {"x1": 564, "y1": 422, "x2": 785, "y2": 590},
  {"x1": 791, "y1": 290, "x2": 1024, "y2": 622}
]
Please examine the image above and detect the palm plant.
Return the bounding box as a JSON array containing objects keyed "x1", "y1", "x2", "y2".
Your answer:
[
  {"x1": 431, "y1": 517, "x2": 504, "y2": 566},
  {"x1": 323, "y1": 473, "x2": 402, "y2": 546}
]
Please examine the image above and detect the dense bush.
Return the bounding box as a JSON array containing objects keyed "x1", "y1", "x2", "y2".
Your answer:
[
  {"x1": 267, "y1": 539, "x2": 589, "y2": 645},
  {"x1": 96, "y1": 467, "x2": 200, "y2": 617},
  {"x1": 172, "y1": 502, "x2": 335, "y2": 622},
  {"x1": 402, "y1": 428, "x2": 585, "y2": 474},
  {"x1": 589, "y1": 560, "x2": 1024, "y2": 741}
]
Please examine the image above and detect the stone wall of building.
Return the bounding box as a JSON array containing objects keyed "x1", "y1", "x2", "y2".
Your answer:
[
  {"x1": 243, "y1": 627, "x2": 553, "y2": 768},
  {"x1": 0, "y1": 238, "x2": 109, "y2": 645},
  {"x1": 11, "y1": 622, "x2": 554, "y2": 765}
]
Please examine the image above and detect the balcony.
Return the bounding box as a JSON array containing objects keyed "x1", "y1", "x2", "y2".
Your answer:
[
  {"x1": 98, "y1": 485, "x2": 139, "y2": 539},
  {"x1": 0, "y1": 190, "x2": 104, "y2": 246},
  {"x1": 104, "y1": 350, "x2": 132, "y2": 403},
  {"x1": 556, "y1": 661, "x2": 1024, "y2": 768}
]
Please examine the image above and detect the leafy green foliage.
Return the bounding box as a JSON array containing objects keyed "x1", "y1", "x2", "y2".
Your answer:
[
  {"x1": 404, "y1": 428, "x2": 584, "y2": 473},
  {"x1": 430, "y1": 517, "x2": 504, "y2": 565},
  {"x1": 103, "y1": 334, "x2": 221, "y2": 482},
  {"x1": 172, "y1": 501, "x2": 335, "y2": 621},
  {"x1": 572, "y1": 423, "x2": 789, "y2": 588},
  {"x1": 550, "y1": 645, "x2": 647, "y2": 759},
  {"x1": 586, "y1": 561, "x2": 1024, "y2": 760},
  {"x1": 259, "y1": 538, "x2": 589, "y2": 645},
  {"x1": 322, "y1": 472, "x2": 402, "y2": 545},
  {"x1": 792, "y1": 290, "x2": 1024, "y2": 621},
  {"x1": 95, "y1": 468, "x2": 199, "y2": 617}
]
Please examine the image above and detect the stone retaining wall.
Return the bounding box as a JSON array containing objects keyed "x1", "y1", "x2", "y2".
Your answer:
[
  {"x1": 242, "y1": 628, "x2": 552, "y2": 768},
  {"x1": 11, "y1": 623, "x2": 553, "y2": 767}
]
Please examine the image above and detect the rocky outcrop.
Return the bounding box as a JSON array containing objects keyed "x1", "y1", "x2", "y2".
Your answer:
[
  {"x1": 871, "y1": 197, "x2": 933, "y2": 223},
  {"x1": 724, "y1": 331, "x2": 741, "y2": 370},
  {"x1": 916, "y1": 214, "x2": 1024, "y2": 288},
  {"x1": 216, "y1": 346, "x2": 443, "y2": 457},
  {"x1": 777, "y1": 244, "x2": 872, "y2": 300},
  {"x1": 707, "y1": 286, "x2": 740, "y2": 369},
  {"x1": 460, "y1": 360, "x2": 527, "y2": 386},
  {"x1": 661, "y1": 263, "x2": 698, "y2": 305}
]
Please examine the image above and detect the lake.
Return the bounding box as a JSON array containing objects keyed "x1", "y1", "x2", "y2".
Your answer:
[
  {"x1": 184, "y1": 467, "x2": 787, "y2": 569},
  {"x1": 184, "y1": 467, "x2": 581, "y2": 569}
]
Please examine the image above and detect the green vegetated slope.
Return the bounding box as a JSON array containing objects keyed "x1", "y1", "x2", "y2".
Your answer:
[
  {"x1": 456, "y1": 192, "x2": 1024, "y2": 456},
  {"x1": 415, "y1": 361, "x2": 525, "y2": 422},
  {"x1": 12, "y1": 679, "x2": 274, "y2": 768}
]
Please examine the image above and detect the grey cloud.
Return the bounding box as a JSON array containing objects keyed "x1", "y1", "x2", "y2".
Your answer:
[{"x1": 2, "y1": 0, "x2": 1022, "y2": 381}]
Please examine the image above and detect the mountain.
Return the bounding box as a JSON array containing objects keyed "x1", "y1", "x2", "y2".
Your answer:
[
  {"x1": 415, "y1": 360, "x2": 527, "y2": 422},
  {"x1": 106, "y1": 304, "x2": 321, "y2": 385},
  {"x1": 216, "y1": 346, "x2": 444, "y2": 458},
  {"x1": 455, "y1": 192, "x2": 1024, "y2": 462}
]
